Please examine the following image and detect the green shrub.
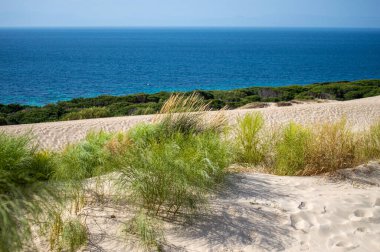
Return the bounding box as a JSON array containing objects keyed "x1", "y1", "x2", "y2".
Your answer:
[
  {"x1": 235, "y1": 113, "x2": 267, "y2": 165},
  {"x1": 274, "y1": 123, "x2": 311, "y2": 175},
  {"x1": 62, "y1": 107, "x2": 111, "y2": 121},
  {"x1": 0, "y1": 114, "x2": 7, "y2": 125}
]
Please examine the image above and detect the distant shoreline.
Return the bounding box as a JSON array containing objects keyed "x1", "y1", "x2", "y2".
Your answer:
[{"x1": 0, "y1": 79, "x2": 379, "y2": 126}]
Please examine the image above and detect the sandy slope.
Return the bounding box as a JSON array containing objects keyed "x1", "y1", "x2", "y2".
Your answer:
[
  {"x1": 67, "y1": 162, "x2": 380, "y2": 252},
  {"x1": 1, "y1": 96, "x2": 380, "y2": 150},
  {"x1": 164, "y1": 163, "x2": 380, "y2": 252}
]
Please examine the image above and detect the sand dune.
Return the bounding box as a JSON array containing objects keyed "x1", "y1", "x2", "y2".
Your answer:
[
  {"x1": 69, "y1": 162, "x2": 380, "y2": 252},
  {"x1": 1, "y1": 96, "x2": 380, "y2": 150},
  {"x1": 164, "y1": 163, "x2": 380, "y2": 252},
  {"x1": 10, "y1": 95, "x2": 379, "y2": 251}
]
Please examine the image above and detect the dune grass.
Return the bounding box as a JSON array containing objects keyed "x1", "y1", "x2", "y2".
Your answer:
[
  {"x1": 54, "y1": 131, "x2": 114, "y2": 181},
  {"x1": 361, "y1": 121, "x2": 380, "y2": 160},
  {"x1": 235, "y1": 115, "x2": 379, "y2": 176},
  {"x1": 125, "y1": 211, "x2": 163, "y2": 249},
  {"x1": 274, "y1": 123, "x2": 311, "y2": 175},
  {"x1": 303, "y1": 120, "x2": 357, "y2": 175},
  {"x1": 119, "y1": 93, "x2": 231, "y2": 216},
  {"x1": 61, "y1": 219, "x2": 88, "y2": 252},
  {"x1": 235, "y1": 112, "x2": 267, "y2": 165},
  {"x1": 120, "y1": 124, "x2": 230, "y2": 216},
  {"x1": 0, "y1": 133, "x2": 56, "y2": 252},
  {"x1": 48, "y1": 212, "x2": 87, "y2": 252}
]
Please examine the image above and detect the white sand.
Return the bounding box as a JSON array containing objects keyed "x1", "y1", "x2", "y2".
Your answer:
[
  {"x1": 70, "y1": 162, "x2": 380, "y2": 252},
  {"x1": 1, "y1": 96, "x2": 380, "y2": 150}
]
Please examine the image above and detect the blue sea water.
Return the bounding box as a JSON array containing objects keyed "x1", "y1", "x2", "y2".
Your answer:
[{"x1": 0, "y1": 28, "x2": 380, "y2": 106}]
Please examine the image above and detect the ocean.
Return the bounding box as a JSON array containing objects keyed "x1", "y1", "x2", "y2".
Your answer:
[{"x1": 0, "y1": 28, "x2": 380, "y2": 106}]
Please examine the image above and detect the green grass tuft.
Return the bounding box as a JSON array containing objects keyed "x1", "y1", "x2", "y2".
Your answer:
[
  {"x1": 274, "y1": 123, "x2": 311, "y2": 175},
  {"x1": 0, "y1": 133, "x2": 56, "y2": 252},
  {"x1": 120, "y1": 123, "x2": 231, "y2": 215},
  {"x1": 61, "y1": 220, "x2": 88, "y2": 252},
  {"x1": 235, "y1": 112, "x2": 267, "y2": 165},
  {"x1": 125, "y1": 211, "x2": 163, "y2": 249},
  {"x1": 54, "y1": 131, "x2": 114, "y2": 181}
]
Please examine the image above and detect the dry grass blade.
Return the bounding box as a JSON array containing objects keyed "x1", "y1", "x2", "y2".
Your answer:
[{"x1": 154, "y1": 92, "x2": 227, "y2": 134}]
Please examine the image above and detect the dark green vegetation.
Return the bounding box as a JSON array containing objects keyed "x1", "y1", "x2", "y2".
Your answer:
[{"x1": 1, "y1": 79, "x2": 380, "y2": 125}]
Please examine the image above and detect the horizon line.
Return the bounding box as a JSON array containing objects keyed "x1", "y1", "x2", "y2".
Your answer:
[{"x1": 1, "y1": 25, "x2": 380, "y2": 30}]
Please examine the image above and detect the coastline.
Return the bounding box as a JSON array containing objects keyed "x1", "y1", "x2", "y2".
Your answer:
[{"x1": 1, "y1": 79, "x2": 380, "y2": 126}]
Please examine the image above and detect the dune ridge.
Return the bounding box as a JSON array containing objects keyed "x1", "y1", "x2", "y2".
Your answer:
[{"x1": 1, "y1": 96, "x2": 380, "y2": 150}]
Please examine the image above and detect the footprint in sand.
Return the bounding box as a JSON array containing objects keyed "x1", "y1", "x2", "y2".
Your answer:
[
  {"x1": 349, "y1": 209, "x2": 373, "y2": 221},
  {"x1": 335, "y1": 241, "x2": 359, "y2": 250},
  {"x1": 354, "y1": 227, "x2": 368, "y2": 234},
  {"x1": 290, "y1": 214, "x2": 311, "y2": 233},
  {"x1": 328, "y1": 236, "x2": 360, "y2": 250},
  {"x1": 374, "y1": 198, "x2": 380, "y2": 207}
]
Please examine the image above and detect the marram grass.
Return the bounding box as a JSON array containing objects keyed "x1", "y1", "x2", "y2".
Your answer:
[{"x1": 0, "y1": 133, "x2": 56, "y2": 252}]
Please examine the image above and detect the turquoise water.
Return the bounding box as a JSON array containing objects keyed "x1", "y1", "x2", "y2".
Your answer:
[{"x1": 0, "y1": 28, "x2": 380, "y2": 105}]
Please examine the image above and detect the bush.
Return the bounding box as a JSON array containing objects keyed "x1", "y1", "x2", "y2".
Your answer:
[
  {"x1": 62, "y1": 107, "x2": 111, "y2": 121},
  {"x1": 235, "y1": 113, "x2": 267, "y2": 165},
  {"x1": 0, "y1": 114, "x2": 7, "y2": 125}
]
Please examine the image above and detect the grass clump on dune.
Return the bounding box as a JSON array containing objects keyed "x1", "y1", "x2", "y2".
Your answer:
[
  {"x1": 156, "y1": 92, "x2": 227, "y2": 134},
  {"x1": 48, "y1": 212, "x2": 88, "y2": 252},
  {"x1": 119, "y1": 93, "x2": 231, "y2": 216},
  {"x1": 125, "y1": 211, "x2": 163, "y2": 249},
  {"x1": 60, "y1": 219, "x2": 88, "y2": 252},
  {"x1": 360, "y1": 121, "x2": 380, "y2": 160},
  {"x1": 236, "y1": 114, "x2": 379, "y2": 176},
  {"x1": 235, "y1": 112, "x2": 268, "y2": 165},
  {"x1": 121, "y1": 125, "x2": 230, "y2": 215},
  {"x1": 303, "y1": 119, "x2": 357, "y2": 175},
  {"x1": 0, "y1": 133, "x2": 56, "y2": 252},
  {"x1": 274, "y1": 123, "x2": 311, "y2": 175},
  {"x1": 54, "y1": 131, "x2": 114, "y2": 181}
]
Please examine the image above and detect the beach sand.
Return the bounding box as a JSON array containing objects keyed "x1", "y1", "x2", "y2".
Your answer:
[
  {"x1": 1, "y1": 96, "x2": 380, "y2": 150},
  {"x1": 70, "y1": 163, "x2": 380, "y2": 252},
  {"x1": 3, "y1": 96, "x2": 380, "y2": 251}
]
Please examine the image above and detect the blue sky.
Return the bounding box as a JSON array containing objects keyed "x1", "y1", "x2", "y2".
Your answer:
[{"x1": 1, "y1": 0, "x2": 379, "y2": 28}]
